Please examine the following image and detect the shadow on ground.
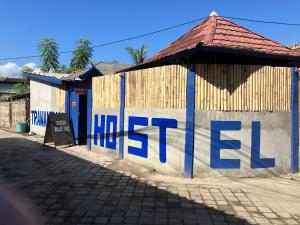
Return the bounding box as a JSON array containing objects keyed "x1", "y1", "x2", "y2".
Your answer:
[{"x1": 0, "y1": 136, "x2": 251, "y2": 225}]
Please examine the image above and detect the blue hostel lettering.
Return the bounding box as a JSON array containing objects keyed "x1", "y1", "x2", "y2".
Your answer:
[
  {"x1": 94, "y1": 114, "x2": 117, "y2": 150},
  {"x1": 210, "y1": 120, "x2": 275, "y2": 169},
  {"x1": 31, "y1": 110, "x2": 55, "y2": 127},
  {"x1": 93, "y1": 114, "x2": 178, "y2": 162},
  {"x1": 127, "y1": 116, "x2": 149, "y2": 158},
  {"x1": 126, "y1": 117, "x2": 178, "y2": 162},
  {"x1": 210, "y1": 121, "x2": 242, "y2": 169},
  {"x1": 93, "y1": 114, "x2": 275, "y2": 169}
]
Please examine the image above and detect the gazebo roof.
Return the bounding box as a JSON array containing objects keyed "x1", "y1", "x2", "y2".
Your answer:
[{"x1": 122, "y1": 14, "x2": 300, "y2": 71}]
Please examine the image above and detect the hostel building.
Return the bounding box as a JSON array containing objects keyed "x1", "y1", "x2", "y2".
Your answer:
[{"x1": 26, "y1": 14, "x2": 300, "y2": 178}]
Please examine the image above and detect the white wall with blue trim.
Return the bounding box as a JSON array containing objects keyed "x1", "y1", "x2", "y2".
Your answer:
[
  {"x1": 30, "y1": 80, "x2": 65, "y2": 136},
  {"x1": 123, "y1": 108, "x2": 186, "y2": 175},
  {"x1": 92, "y1": 107, "x2": 120, "y2": 159},
  {"x1": 90, "y1": 67, "x2": 299, "y2": 178},
  {"x1": 193, "y1": 111, "x2": 290, "y2": 178},
  {"x1": 28, "y1": 66, "x2": 299, "y2": 178}
]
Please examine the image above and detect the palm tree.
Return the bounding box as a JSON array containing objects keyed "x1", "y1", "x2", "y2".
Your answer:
[
  {"x1": 70, "y1": 38, "x2": 93, "y2": 71},
  {"x1": 126, "y1": 45, "x2": 148, "y2": 65},
  {"x1": 38, "y1": 38, "x2": 59, "y2": 72}
]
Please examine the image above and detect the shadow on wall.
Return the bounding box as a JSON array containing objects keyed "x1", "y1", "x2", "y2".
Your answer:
[
  {"x1": 97, "y1": 119, "x2": 286, "y2": 178},
  {"x1": 198, "y1": 64, "x2": 262, "y2": 94},
  {"x1": 0, "y1": 136, "x2": 253, "y2": 225}
]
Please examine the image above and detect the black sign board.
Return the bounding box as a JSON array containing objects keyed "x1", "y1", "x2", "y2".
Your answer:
[{"x1": 44, "y1": 113, "x2": 74, "y2": 147}]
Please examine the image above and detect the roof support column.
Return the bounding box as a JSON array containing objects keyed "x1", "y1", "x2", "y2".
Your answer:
[
  {"x1": 291, "y1": 67, "x2": 299, "y2": 174},
  {"x1": 87, "y1": 78, "x2": 93, "y2": 150},
  {"x1": 119, "y1": 72, "x2": 126, "y2": 160},
  {"x1": 184, "y1": 64, "x2": 196, "y2": 178}
]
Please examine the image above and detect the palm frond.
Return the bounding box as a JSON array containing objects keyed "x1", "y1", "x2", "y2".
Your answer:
[{"x1": 126, "y1": 45, "x2": 148, "y2": 65}]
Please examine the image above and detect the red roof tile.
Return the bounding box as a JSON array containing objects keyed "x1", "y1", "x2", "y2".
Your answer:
[{"x1": 145, "y1": 15, "x2": 300, "y2": 63}]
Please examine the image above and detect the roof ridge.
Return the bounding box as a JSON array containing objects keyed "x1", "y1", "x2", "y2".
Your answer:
[
  {"x1": 145, "y1": 17, "x2": 211, "y2": 62},
  {"x1": 205, "y1": 16, "x2": 217, "y2": 44},
  {"x1": 217, "y1": 16, "x2": 294, "y2": 51},
  {"x1": 170, "y1": 17, "x2": 210, "y2": 45}
]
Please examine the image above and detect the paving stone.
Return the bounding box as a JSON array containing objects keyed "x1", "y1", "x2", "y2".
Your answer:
[
  {"x1": 254, "y1": 217, "x2": 270, "y2": 224},
  {"x1": 95, "y1": 217, "x2": 109, "y2": 224},
  {"x1": 232, "y1": 206, "x2": 247, "y2": 212},
  {"x1": 285, "y1": 219, "x2": 299, "y2": 225},
  {"x1": 80, "y1": 217, "x2": 94, "y2": 223},
  {"x1": 277, "y1": 212, "x2": 292, "y2": 218},
  {"x1": 263, "y1": 212, "x2": 278, "y2": 219},
  {"x1": 245, "y1": 206, "x2": 257, "y2": 212},
  {"x1": 109, "y1": 217, "x2": 123, "y2": 223},
  {"x1": 258, "y1": 206, "x2": 273, "y2": 213},
  {"x1": 269, "y1": 219, "x2": 285, "y2": 224},
  {"x1": 0, "y1": 129, "x2": 299, "y2": 225}
]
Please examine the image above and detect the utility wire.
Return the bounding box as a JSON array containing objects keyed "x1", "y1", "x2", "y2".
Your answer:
[
  {"x1": 224, "y1": 16, "x2": 300, "y2": 26},
  {"x1": 0, "y1": 16, "x2": 208, "y2": 61},
  {"x1": 93, "y1": 16, "x2": 209, "y2": 48},
  {"x1": 0, "y1": 15, "x2": 299, "y2": 61}
]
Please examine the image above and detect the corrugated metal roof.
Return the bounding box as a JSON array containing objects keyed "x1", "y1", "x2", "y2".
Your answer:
[
  {"x1": 25, "y1": 62, "x2": 133, "y2": 83},
  {"x1": 24, "y1": 72, "x2": 63, "y2": 85},
  {"x1": 94, "y1": 62, "x2": 132, "y2": 74},
  {"x1": 24, "y1": 69, "x2": 69, "y2": 79},
  {"x1": 61, "y1": 67, "x2": 95, "y2": 81},
  {"x1": 0, "y1": 77, "x2": 22, "y2": 83},
  {"x1": 0, "y1": 89, "x2": 17, "y2": 94},
  {"x1": 62, "y1": 62, "x2": 132, "y2": 81}
]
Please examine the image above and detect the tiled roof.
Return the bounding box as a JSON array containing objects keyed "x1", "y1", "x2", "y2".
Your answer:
[{"x1": 145, "y1": 15, "x2": 300, "y2": 64}]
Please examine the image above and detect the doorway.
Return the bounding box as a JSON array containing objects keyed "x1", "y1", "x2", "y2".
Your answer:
[
  {"x1": 78, "y1": 94, "x2": 87, "y2": 145},
  {"x1": 68, "y1": 80, "x2": 92, "y2": 148}
]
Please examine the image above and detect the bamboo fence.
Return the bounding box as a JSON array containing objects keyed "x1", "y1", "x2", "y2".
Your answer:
[{"x1": 92, "y1": 64, "x2": 292, "y2": 111}]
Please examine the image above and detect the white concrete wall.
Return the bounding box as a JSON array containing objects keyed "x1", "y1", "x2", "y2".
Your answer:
[
  {"x1": 92, "y1": 107, "x2": 120, "y2": 159},
  {"x1": 193, "y1": 111, "x2": 291, "y2": 178},
  {"x1": 91, "y1": 108, "x2": 292, "y2": 177},
  {"x1": 123, "y1": 108, "x2": 186, "y2": 176},
  {"x1": 30, "y1": 80, "x2": 65, "y2": 136}
]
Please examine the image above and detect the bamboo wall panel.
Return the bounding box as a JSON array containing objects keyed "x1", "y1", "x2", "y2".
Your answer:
[
  {"x1": 195, "y1": 64, "x2": 291, "y2": 111},
  {"x1": 91, "y1": 64, "x2": 293, "y2": 111},
  {"x1": 93, "y1": 74, "x2": 120, "y2": 108},
  {"x1": 55, "y1": 87, "x2": 65, "y2": 108},
  {"x1": 125, "y1": 65, "x2": 187, "y2": 109}
]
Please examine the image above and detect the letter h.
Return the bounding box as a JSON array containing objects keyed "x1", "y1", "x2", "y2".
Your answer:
[{"x1": 94, "y1": 115, "x2": 105, "y2": 147}]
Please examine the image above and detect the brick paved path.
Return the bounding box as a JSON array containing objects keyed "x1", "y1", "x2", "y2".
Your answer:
[{"x1": 0, "y1": 129, "x2": 300, "y2": 225}]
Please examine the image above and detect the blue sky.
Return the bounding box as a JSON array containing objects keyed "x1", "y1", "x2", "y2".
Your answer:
[{"x1": 0, "y1": 0, "x2": 299, "y2": 76}]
